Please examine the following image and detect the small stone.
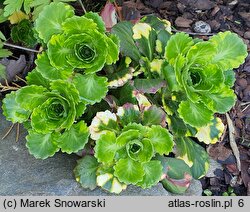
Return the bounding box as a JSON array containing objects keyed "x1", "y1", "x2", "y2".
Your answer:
[
  {"x1": 244, "y1": 31, "x2": 250, "y2": 39},
  {"x1": 211, "y1": 6, "x2": 220, "y2": 16},
  {"x1": 210, "y1": 178, "x2": 220, "y2": 186},
  {"x1": 206, "y1": 158, "x2": 223, "y2": 178},
  {"x1": 235, "y1": 118, "x2": 243, "y2": 129},
  {"x1": 144, "y1": 0, "x2": 164, "y2": 8},
  {"x1": 193, "y1": 21, "x2": 211, "y2": 33},
  {"x1": 239, "y1": 12, "x2": 250, "y2": 28},
  {"x1": 243, "y1": 85, "x2": 250, "y2": 100},
  {"x1": 194, "y1": 0, "x2": 215, "y2": 10},
  {"x1": 175, "y1": 17, "x2": 193, "y2": 28},
  {"x1": 169, "y1": 179, "x2": 203, "y2": 196},
  {"x1": 209, "y1": 20, "x2": 221, "y2": 31},
  {"x1": 236, "y1": 78, "x2": 248, "y2": 89},
  {"x1": 228, "y1": 0, "x2": 238, "y2": 6}
]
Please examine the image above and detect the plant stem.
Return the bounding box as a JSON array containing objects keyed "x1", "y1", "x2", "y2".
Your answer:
[
  {"x1": 3, "y1": 42, "x2": 41, "y2": 53},
  {"x1": 172, "y1": 29, "x2": 215, "y2": 36},
  {"x1": 113, "y1": 0, "x2": 123, "y2": 21},
  {"x1": 2, "y1": 123, "x2": 15, "y2": 140},
  {"x1": 78, "y1": 0, "x2": 87, "y2": 13},
  {"x1": 16, "y1": 123, "x2": 20, "y2": 142}
]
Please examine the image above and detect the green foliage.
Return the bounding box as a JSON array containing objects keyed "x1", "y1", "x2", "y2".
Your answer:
[
  {"x1": 75, "y1": 103, "x2": 174, "y2": 193},
  {"x1": 34, "y1": 3, "x2": 119, "y2": 73},
  {"x1": 2, "y1": 80, "x2": 90, "y2": 159},
  {"x1": 11, "y1": 19, "x2": 37, "y2": 47},
  {"x1": 0, "y1": 31, "x2": 12, "y2": 59},
  {"x1": 3, "y1": 0, "x2": 77, "y2": 19},
  {"x1": 158, "y1": 156, "x2": 192, "y2": 194},
  {"x1": 165, "y1": 32, "x2": 247, "y2": 127}
]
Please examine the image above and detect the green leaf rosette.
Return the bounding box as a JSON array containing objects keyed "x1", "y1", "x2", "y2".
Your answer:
[
  {"x1": 35, "y1": 3, "x2": 119, "y2": 74},
  {"x1": 164, "y1": 31, "x2": 247, "y2": 127},
  {"x1": 75, "y1": 103, "x2": 174, "y2": 193},
  {"x1": 2, "y1": 80, "x2": 90, "y2": 159}
]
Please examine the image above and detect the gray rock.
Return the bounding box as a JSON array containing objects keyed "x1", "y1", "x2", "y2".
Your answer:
[
  {"x1": 206, "y1": 158, "x2": 223, "y2": 178},
  {"x1": 193, "y1": 21, "x2": 211, "y2": 33},
  {"x1": 0, "y1": 106, "x2": 202, "y2": 196}
]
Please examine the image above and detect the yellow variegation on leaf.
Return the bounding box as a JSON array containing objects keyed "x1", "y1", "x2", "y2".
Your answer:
[
  {"x1": 8, "y1": 11, "x2": 28, "y2": 24},
  {"x1": 132, "y1": 23, "x2": 152, "y2": 40},
  {"x1": 97, "y1": 173, "x2": 127, "y2": 194},
  {"x1": 195, "y1": 117, "x2": 225, "y2": 144}
]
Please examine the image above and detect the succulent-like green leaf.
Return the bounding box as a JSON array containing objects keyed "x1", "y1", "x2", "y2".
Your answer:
[
  {"x1": 132, "y1": 22, "x2": 156, "y2": 61},
  {"x1": 201, "y1": 64, "x2": 224, "y2": 87},
  {"x1": 74, "y1": 155, "x2": 99, "y2": 190},
  {"x1": 167, "y1": 114, "x2": 188, "y2": 136},
  {"x1": 30, "y1": 96, "x2": 69, "y2": 133},
  {"x1": 57, "y1": 121, "x2": 89, "y2": 154},
  {"x1": 126, "y1": 138, "x2": 154, "y2": 163},
  {"x1": 97, "y1": 172, "x2": 127, "y2": 194},
  {"x1": 201, "y1": 87, "x2": 236, "y2": 114},
  {"x1": 175, "y1": 137, "x2": 209, "y2": 179},
  {"x1": 2, "y1": 92, "x2": 30, "y2": 123},
  {"x1": 147, "y1": 125, "x2": 174, "y2": 155},
  {"x1": 0, "y1": 64, "x2": 6, "y2": 79},
  {"x1": 114, "y1": 158, "x2": 144, "y2": 184},
  {"x1": 134, "y1": 79, "x2": 166, "y2": 94},
  {"x1": 159, "y1": 157, "x2": 192, "y2": 194},
  {"x1": 122, "y1": 123, "x2": 148, "y2": 135},
  {"x1": 112, "y1": 21, "x2": 141, "y2": 61},
  {"x1": 178, "y1": 100, "x2": 214, "y2": 127},
  {"x1": 35, "y1": 2, "x2": 74, "y2": 42},
  {"x1": 137, "y1": 160, "x2": 163, "y2": 189},
  {"x1": 0, "y1": 40, "x2": 12, "y2": 57},
  {"x1": 94, "y1": 131, "x2": 118, "y2": 163},
  {"x1": 84, "y1": 12, "x2": 105, "y2": 33},
  {"x1": 210, "y1": 31, "x2": 248, "y2": 70},
  {"x1": 15, "y1": 85, "x2": 48, "y2": 111},
  {"x1": 105, "y1": 34, "x2": 120, "y2": 65},
  {"x1": 89, "y1": 110, "x2": 119, "y2": 140},
  {"x1": 50, "y1": 79, "x2": 79, "y2": 104},
  {"x1": 141, "y1": 15, "x2": 172, "y2": 34},
  {"x1": 11, "y1": 19, "x2": 37, "y2": 47},
  {"x1": 116, "y1": 129, "x2": 140, "y2": 147},
  {"x1": 26, "y1": 131, "x2": 60, "y2": 159},
  {"x1": 113, "y1": 82, "x2": 137, "y2": 105},
  {"x1": 75, "y1": 102, "x2": 86, "y2": 118},
  {"x1": 73, "y1": 73, "x2": 108, "y2": 105},
  {"x1": 26, "y1": 69, "x2": 50, "y2": 88},
  {"x1": 195, "y1": 117, "x2": 225, "y2": 144},
  {"x1": 186, "y1": 42, "x2": 215, "y2": 66},
  {"x1": 224, "y1": 70, "x2": 235, "y2": 87},
  {"x1": 117, "y1": 104, "x2": 141, "y2": 126},
  {"x1": 142, "y1": 105, "x2": 166, "y2": 127},
  {"x1": 47, "y1": 34, "x2": 72, "y2": 69},
  {"x1": 30, "y1": 81, "x2": 77, "y2": 134},
  {"x1": 3, "y1": 0, "x2": 24, "y2": 17},
  {"x1": 62, "y1": 15, "x2": 97, "y2": 35},
  {"x1": 165, "y1": 32, "x2": 194, "y2": 64},
  {"x1": 64, "y1": 33, "x2": 108, "y2": 72},
  {"x1": 162, "y1": 63, "x2": 182, "y2": 92},
  {"x1": 35, "y1": 52, "x2": 72, "y2": 80},
  {"x1": 108, "y1": 66, "x2": 135, "y2": 88}
]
